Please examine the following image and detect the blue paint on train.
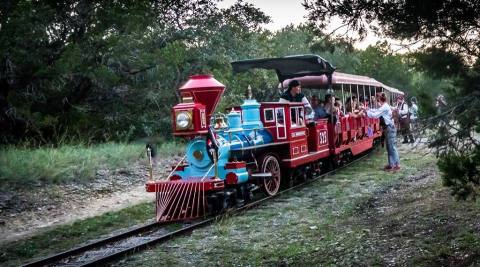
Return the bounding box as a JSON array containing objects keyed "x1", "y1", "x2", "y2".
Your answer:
[{"x1": 172, "y1": 99, "x2": 272, "y2": 184}]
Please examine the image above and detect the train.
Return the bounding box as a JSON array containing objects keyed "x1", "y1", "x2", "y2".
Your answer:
[{"x1": 145, "y1": 55, "x2": 404, "y2": 222}]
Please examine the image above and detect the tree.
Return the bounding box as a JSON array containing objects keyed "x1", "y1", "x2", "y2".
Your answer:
[
  {"x1": 0, "y1": 0, "x2": 270, "y2": 144},
  {"x1": 304, "y1": 0, "x2": 480, "y2": 200},
  {"x1": 355, "y1": 43, "x2": 412, "y2": 92}
]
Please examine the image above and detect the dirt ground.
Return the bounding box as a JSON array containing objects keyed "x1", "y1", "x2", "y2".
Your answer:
[
  {"x1": 350, "y1": 166, "x2": 480, "y2": 266},
  {"x1": 120, "y1": 144, "x2": 480, "y2": 266},
  {"x1": 0, "y1": 156, "x2": 180, "y2": 244}
]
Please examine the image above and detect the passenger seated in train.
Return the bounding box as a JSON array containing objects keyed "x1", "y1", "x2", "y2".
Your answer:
[
  {"x1": 321, "y1": 94, "x2": 337, "y2": 123},
  {"x1": 345, "y1": 96, "x2": 356, "y2": 112},
  {"x1": 335, "y1": 100, "x2": 344, "y2": 118},
  {"x1": 311, "y1": 95, "x2": 327, "y2": 120},
  {"x1": 279, "y1": 79, "x2": 313, "y2": 119},
  {"x1": 323, "y1": 94, "x2": 334, "y2": 116},
  {"x1": 345, "y1": 96, "x2": 363, "y2": 118},
  {"x1": 332, "y1": 99, "x2": 344, "y2": 124},
  {"x1": 359, "y1": 96, "x2": 369, "y2": 109}
]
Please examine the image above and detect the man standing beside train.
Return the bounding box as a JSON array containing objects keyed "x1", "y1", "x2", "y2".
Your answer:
[
  {"x1": 409, "y1": 97, "x2": 419, "y2": 143},
  {"x1": 362, "y1": 92, "x2": 400, "y2": 171},
  {"x1": 397, "y1": 95, "x2": 413, "y2": 143}
]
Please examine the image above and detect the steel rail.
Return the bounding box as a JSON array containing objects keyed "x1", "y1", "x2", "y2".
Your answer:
[
  {"x1": 23, "y1": 148, "x2": 375, "y2": 267},
  {"x1": 22, "y1": 221, "x2": 162, "y2": 267}
]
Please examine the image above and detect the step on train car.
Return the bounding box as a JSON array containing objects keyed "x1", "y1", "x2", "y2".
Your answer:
[{"x1": 145, "y1": 55, "x2": 403, "y2": 222}]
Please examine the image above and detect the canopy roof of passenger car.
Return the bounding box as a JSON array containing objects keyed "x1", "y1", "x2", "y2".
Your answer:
[
  {"x1": 231, "y1": 54, "x2": 403, "y2": 95},
  {"x1": 231, "y1": 54, "x2": 336, "y2": 82},
  {"x1": 282, "y1": 72, "x2": 384, "y2": 88},
  {"x1": 383, "y1": 84, "x2": 405, "y2": 95},
  {"x1": 284, "y1": 73, "x2": 404, "y2": 97},
  {"x1": 283, "y1": 73, "x2": 403, "y2": 93}
]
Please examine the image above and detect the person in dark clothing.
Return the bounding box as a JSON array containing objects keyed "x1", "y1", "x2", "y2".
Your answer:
[
  {"x1": 279, "y1": 80, "x2": 311, "y2": 105},
  {"x1": 279, "y1": 79, "x2": 313, "y2": 118}
]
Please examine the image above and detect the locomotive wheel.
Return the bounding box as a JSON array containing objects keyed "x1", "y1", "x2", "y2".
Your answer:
[{"x1": 260, "y1": 155, "x2": 281, "y2": 196}]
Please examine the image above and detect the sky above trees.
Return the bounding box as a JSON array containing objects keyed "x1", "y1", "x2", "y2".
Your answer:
[
  {"x1": 218, "y1": 0, "x2": 308, "y2": 31},
  {"x1": 218, "y1": 0, "x2": 417, "y2": 50}
]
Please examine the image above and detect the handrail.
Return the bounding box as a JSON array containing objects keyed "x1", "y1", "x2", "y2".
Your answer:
[{"x1": 166, "y1": 155, "x2": 186, "y2": 181}]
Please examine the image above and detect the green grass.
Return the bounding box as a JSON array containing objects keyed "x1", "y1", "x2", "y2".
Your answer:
[
  {"x1": 0, "y1": 201, "x2": 155, "y2": 267},
  {"x1": 0, "y1": 140, "x2": 184, "y2": 264},
  {"x1": 0, "y1": 141, "x2": 184, "y2": 188},
  {"x1": 122, "y1": 152, "x2": 480, "y2": 266},
  {"x1": 3, "y1": 147, "x2": 478, "y2": 266}
]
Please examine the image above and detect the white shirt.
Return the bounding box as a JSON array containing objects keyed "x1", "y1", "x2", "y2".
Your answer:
[
  {"x1": 279, "y1": 96, "x2": 314, "y2": 119},
  {"x1": 409, "y1": 103, "x2": 418, "y2": 120},
  {"x1": 366, "y1": 102, "x2": 394, "y2": 126},
  {"x1": 398, "y1": 101, "x2": 409, "y2": 118}
]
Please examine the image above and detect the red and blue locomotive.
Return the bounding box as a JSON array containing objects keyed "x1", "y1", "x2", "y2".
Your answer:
[{"x1": 146, "y1": 55, "x2": 403, "y2": 222}]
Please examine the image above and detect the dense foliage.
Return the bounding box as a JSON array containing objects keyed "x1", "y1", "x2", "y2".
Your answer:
[
  {"x1": 4, "y1": 0, "x2": 474, "y2": 200},
  {"x1": 0, "y1": 0, "x2": 271, "y2": 144},
  {"x1": 1, "y1": 0, "x2": 441, "y2": 146},
  {"x1": 304, "y1": 0, "x2": 480, "y2": 200}
]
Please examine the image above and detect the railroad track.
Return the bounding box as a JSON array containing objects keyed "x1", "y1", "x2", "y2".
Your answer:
[{"x1": 23, "y1": 150, "x2": 374, "y2": 267}]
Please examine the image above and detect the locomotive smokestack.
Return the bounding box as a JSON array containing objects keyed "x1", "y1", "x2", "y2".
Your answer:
[{"x1": 178, "y1": 75, "x2": 225, "y2": 123}]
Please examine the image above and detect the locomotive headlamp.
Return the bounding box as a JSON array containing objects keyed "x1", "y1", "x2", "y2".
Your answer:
[{"x1": 176, "y1": 111, "x2": 192, "y2": 130}]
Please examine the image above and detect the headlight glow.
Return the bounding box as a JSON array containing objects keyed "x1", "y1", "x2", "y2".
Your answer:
[{"x1": 176, "y1": 111, "x2": 192, "y2": 130}]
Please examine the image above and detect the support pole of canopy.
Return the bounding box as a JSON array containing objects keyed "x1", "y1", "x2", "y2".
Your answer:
[
  {"x1": 327, "y1": 73, "x2": 333, "y2": 92},
  {"x1": 349, "y1": 84, "x2": 352, "y2": 113},
  {"x1": 368, "y1": 86, "x2": 372, "y2": 108},
  {"x1": 363, "y1": 85, "x2": 366, "y2": 105},
  {"x1": 356, "y1": 84, "x2": 360, "y2": 101}
]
